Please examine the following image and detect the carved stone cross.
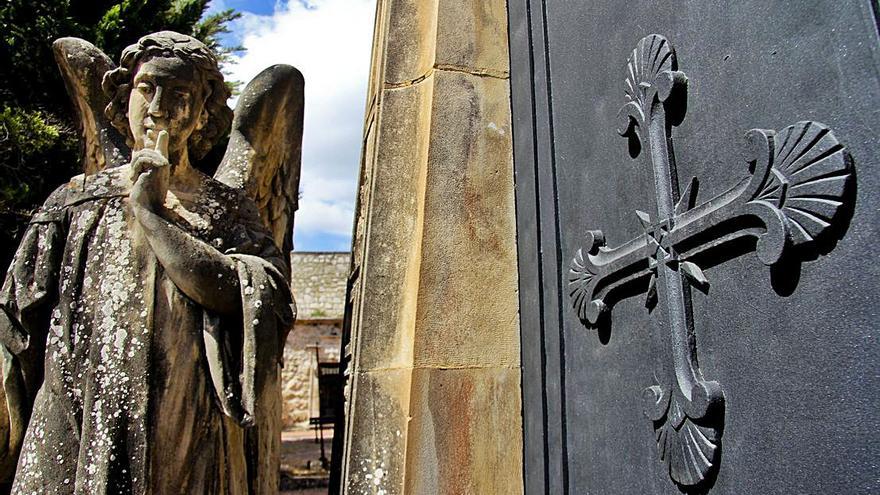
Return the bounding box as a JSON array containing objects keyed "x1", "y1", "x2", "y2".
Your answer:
[{"x1": 568, "y1": 34, "x2": 853, "y2": 488}]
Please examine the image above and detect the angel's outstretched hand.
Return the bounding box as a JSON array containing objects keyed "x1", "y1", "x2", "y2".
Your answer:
[{"x1": 130, "y1": 129, "x2": 170, "y2": 211}]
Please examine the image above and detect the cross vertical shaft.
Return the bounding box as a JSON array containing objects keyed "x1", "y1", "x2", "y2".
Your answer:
[
  {"x1": 611, "y1": 35, "x2": 727, "y2": 487},
  {"x1": 645, "y1": 106, "x2": 699, "y2": 400}
]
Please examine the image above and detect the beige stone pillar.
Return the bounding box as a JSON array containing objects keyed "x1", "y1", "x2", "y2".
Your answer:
[{"x1": 339, "y1": 0, "x2": 522, "y2": 493}]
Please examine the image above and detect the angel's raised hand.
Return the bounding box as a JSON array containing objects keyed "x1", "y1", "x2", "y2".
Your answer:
[{"x1": 130, "y1": 130, "x2": 171, "y2": 211}]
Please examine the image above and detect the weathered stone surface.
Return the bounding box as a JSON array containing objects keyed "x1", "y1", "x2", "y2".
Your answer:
[
  {"x1": 339, "y1": 1, "x2": 523, "y2": 493},
  {"x1": 381, "y1": 0, "x2": 509, "y2": 88},
  {"x1": 414, "y1": 70, "x2": 518, "y2": 368},
  {"x1": 435, "y1": 0, "x2": 509, "y2": 76},
  {"x1": 382, "y1": 0, "x2": 438, "y2": 86},
  {"x1": 214, "y1": 64, "x2": 304, "y2": 254},
  {"x1": 343, "y1": 369, "x2": 411, "y2": 494},
  {"x1": 52, "y1": 38, "x2": 128, "y2": 174},
  {"x1": 405, "y1": 367, "x2": 523, "y2": 495},
  {"x1": 354, "y1": 80, "x2": 433, "y2": 373}
]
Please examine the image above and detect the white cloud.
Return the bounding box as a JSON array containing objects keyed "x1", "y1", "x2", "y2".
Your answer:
[{"x1": 223, "y1": 0, "x2": 375, "y2": 250}]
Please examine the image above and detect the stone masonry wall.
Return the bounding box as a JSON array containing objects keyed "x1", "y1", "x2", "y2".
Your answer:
[
  {"x1": 290, "y1": 252, "x2": 350, "y2": 319},
  {"x1": 281, "y1": 321, "x2": 342, "y2": 428},
  {"x1": 283, "y1": 252, "x2": 349, "y2": 429}
]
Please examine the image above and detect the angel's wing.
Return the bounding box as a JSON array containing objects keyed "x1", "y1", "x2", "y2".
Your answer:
[
  {"x1": 214, "y1": 65, "x2": 304, "y2": 253},
  {"x1": 52, "y1": 37, "x2": 129, "y2": 175}
]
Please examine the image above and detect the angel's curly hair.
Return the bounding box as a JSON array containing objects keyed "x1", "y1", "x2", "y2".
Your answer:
[{"x1": 102, "y1": 31, "x2": 232, "y2": 160}]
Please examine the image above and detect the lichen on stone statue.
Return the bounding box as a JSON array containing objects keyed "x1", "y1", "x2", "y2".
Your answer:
[{"x1": 0, "y1": 31, "x2": 304, "y2": 494}]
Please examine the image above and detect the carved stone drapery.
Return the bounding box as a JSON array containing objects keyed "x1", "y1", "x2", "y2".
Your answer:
[{"x1": 568, "y1": 34, "x2": 853, "y2": 488}]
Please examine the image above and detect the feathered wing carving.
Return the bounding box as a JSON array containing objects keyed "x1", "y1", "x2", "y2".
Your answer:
[
  {"x1": 52, "y1": 37, "x2": 129, "y2": 174},
  {"x1": 214, "y1": 65, "x2": 305, "y2": 253},
  {"x1": 212, "y1": 66, "x2": 303, "y2": 494}
]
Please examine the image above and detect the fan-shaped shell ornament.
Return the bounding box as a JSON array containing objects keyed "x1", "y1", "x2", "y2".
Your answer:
[
  {"x1": 747, "y1": 121, "x2": 850, "y2": 248},
  {"x1": 625, "y1": 35, "x2": 676, "y2": 111},
  {"x1": 618, "y1": 34, "x2": 680, "y2": 141}
]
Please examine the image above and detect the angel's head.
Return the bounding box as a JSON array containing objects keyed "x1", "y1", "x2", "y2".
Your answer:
[{"x1": 103, "y1": 31, "x2": 233, "y2": 161}]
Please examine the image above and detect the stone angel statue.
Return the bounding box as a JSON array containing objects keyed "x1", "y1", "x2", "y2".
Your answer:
[{"x1": 0, "y1": 31, "x2": 303, "y2": 493}]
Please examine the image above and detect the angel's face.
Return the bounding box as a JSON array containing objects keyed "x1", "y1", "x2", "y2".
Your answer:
[{"x1": 128, "y1": 56, "x2": 208, "y2": 156}]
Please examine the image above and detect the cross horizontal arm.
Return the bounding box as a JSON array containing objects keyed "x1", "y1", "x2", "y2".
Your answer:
[{"x1": 569, "y1": 231, "x2": 654, "y2": 325}]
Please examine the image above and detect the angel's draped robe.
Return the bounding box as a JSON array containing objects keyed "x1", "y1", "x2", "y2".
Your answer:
[{"x1": 0, "y1": 165, "x2": 293, "y2": 494}]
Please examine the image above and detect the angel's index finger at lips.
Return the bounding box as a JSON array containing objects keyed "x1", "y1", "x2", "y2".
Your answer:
[{"x1": 154, "y1": 130, "x2": 170, "y2": 159}]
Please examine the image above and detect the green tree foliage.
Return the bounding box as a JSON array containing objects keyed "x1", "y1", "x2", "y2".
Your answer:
[{"x1": 0, "y1": 0, "x2": 241, "y2": 277}]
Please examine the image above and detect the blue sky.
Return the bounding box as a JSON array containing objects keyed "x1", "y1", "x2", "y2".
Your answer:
[
  {"x1": 207, "y1": 0, "x2": 376, "y2": 252},
  {"x1": 212, "y1": 0, "x2": 277, "y2": 17}
]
